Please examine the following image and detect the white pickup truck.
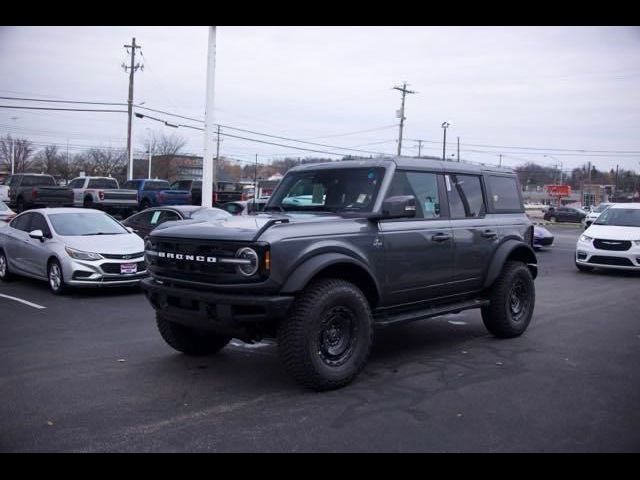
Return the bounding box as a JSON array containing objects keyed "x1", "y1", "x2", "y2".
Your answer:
[{"x1": 68, "y1": 176, "x2": 139, "y2": 214}]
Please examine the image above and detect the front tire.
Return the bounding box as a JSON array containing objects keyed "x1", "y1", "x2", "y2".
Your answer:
[
  {"x1": 156, "y1": 313, "x2": 231, "y2": 356},
  {"x1": 278, "y1": 278, "x2": 374, "y2": 391},
  {"x1": 47, "y1": 259, "x2": 67, "y2": 295},
  {"x1": 481, "y1": 261, "x2": 535, "y2": 338},
  {"x1": 0, "y1": 250, "x2": 13, "y2": 281}
]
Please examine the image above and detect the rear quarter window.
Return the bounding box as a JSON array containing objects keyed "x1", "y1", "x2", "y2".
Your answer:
[{"x1": 487, "y1": 175, "x2": 523, "y2": 212}]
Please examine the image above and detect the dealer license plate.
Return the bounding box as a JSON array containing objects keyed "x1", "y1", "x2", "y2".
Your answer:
[{"x1": 120, "y1": 263, "x2": 137, "y2": 274}]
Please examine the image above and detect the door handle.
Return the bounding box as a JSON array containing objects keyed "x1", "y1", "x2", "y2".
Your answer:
[
  {"x1": 431, "y1": 233, "x2": 451, "y2": 242},
  {"x1": 481, "y1": 229, "x2": 498, "y2": 238}
]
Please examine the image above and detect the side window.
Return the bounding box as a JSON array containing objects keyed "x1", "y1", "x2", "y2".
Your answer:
[
  {"x1": 9, "y1": 175, "x2": 21, "y2": 187},
  {"x1": 224, "y1": 203, "x2": 244, "y2": 215},
  {"x1": 385, "y1": 171, "x2": 442, "y2": 219},
  {"x1": 30, "y1": 213, "x2": 52, "y2": 237},
  {"x1": 69, "y1": 178, "x2": 85, "y2": 189},
  {"x1": 446, "y1": 174, "x2": 485, "y2": 219},
  {"x1": 157, "y1": 210, "x2": 181, "y2": 225},
  {"x1": 127, "y1": 210, "x2": 154, "y2": 227},
  {"x1": 11, "y1": 213, "x2": 34, "y2": 232},
  {"x1": 488, "y1": 175, "x2": 522, "y2": 212}
]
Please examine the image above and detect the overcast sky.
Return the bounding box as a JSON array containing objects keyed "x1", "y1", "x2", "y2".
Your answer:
[{"x1": 1, "y1": 26, "x2": 639, "y2": 173}]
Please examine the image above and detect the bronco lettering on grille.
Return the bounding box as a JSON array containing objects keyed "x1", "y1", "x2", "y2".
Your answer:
[{"x1": 157, "y1": 251, "x2": 217, "y2": 263}]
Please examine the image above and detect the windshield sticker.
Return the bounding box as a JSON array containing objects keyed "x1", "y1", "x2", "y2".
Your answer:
[{"x1": 151, "y1": 211, "x2": 161, "y2": 224}]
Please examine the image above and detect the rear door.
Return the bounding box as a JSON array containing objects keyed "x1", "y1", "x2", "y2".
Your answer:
[
  {"x1": 5, "y1": 212, "x2": 34, "y2": 272},
  {"x1": 445, "y1": 173, "x2": 493, "y2": 292},
  {"x1": 379, "y1": 169, "x2": 456, "y2": 305}
]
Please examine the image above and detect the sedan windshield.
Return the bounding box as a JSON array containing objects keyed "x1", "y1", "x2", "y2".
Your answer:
[
  {"x1": 594, "y1": 208, "x2": 640, "y2": 227},
  {"x1": 48, "y1": 212, "x2": 128, "y2": 236},
  {"x1": 267, "y1": 167, "x2": 386, "y2": 213}
]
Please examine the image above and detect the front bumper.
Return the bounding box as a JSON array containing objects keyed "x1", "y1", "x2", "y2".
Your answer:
[
  {"x1": 141, "y1": 277, "x2": 294, "y2": 330},
  {"x1": 534, "y1": 236, "x2": 554, "y2": 247},
  {"x1": 576, "y1": 240, "x2": 640, "y2": 270},
  {"x1": 62, "y1": 256, "x2": 148, "y2": 286}
]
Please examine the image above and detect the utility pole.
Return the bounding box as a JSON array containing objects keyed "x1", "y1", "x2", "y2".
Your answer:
[
  {"x1": 614, "y1": 164, "x2": 619, "y2": 199},
  {"x1": 417, "y1": 140, "x2": 422, "y2": 158},
  {"x1": 201, "y1": 26, "x2": 217, "y2": 208},
  {"x1": 10, "y1": 136, "x2": 15, "y2": 174},
  {"x1": 499, "y1": 154, "x2": 503, "y2": 167},
  {"x1": 147, "y1": 149, "x2": 152, "y2": 178},
  {"x1": 393, "y1": 82, "x2": 416, "y2": 156},
  {"x1": 254, "y1": 154, "x2": 258, "y2": 207},
  {"x1": 457, "y1": 136, "x2": 460, "y2": 162},
  {"x1": 122, "y1": 37, "x2": 142, "y2": 181},
  {"x1": 441, "y1": 122, "x2": 450, "y2": 161}
]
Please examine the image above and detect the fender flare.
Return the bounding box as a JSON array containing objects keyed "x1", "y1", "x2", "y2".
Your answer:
[
  {"x1": 280, "y1": 252, "x2": 380, "y2": 298},
  {"x1": 483, "y1": 239, "x2": 538, "y2": 289}
]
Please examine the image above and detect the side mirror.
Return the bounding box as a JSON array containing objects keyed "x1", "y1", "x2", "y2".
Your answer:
[
  {"x1": 381, "y1": 195, "x2": 416, "y2": 219},
  {"x1": 29, "y1": 229, "x2": 45, "y2": 242}
]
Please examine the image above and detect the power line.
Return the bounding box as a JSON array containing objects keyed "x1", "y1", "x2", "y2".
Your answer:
[{"x1": 0, "y1": 105, "x2": 126, "y2": 113}]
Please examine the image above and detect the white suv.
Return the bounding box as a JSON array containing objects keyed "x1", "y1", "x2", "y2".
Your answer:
[{"x1": 576, "y1": 203, "x2": 640, "y2": 272}]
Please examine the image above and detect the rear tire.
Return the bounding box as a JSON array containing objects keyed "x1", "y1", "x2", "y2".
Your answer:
[
  {"x1": 278, "y1": 278, "x2": 374, "y2": 391},
  {"x1": 0, "y1": 250, "x2": 13, "y2": 281},
  {"x1": 481, "y1": 261, "x2": 535, "y2": 338},
  {"x1": 83, "y1": 197, "x2": 94, "y2": 209},
  {"x1": 576, "y1": 263, "x2": 594, "y2": 272},
  {"x1": 156, "y1": 313, "x2": 231, "y2": 356}
]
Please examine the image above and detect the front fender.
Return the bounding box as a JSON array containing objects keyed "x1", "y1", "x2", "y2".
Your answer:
[
  {"x1": 483, "y1": 239, "x2": 538, "y2": 289},
  {"x1": 280, "y1": 252, "x2": 379, "y2": 295}
]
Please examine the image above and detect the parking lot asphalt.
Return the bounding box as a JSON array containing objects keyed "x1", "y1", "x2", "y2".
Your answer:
[{"x1": 1, "y1": 225, "x2": 639, "y2": 452}]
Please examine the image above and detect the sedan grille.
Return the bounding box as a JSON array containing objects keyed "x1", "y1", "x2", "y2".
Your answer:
[
  {"x1": 100, "y1": 252, "x2": 144, "y2": 260},
  {"x1": 588, "y1": 256, "x2": 634, "y2": 267}
]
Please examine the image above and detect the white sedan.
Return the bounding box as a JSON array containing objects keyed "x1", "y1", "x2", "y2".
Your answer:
[
  {"x1": 0, "y1": 208, "x2": 146, "y2": 294},
  {"x1": 576, "y1": 203, "x2": 640, "y2": 272}
]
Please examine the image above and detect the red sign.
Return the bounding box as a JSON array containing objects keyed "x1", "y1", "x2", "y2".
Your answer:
[{"x1": 545, "y1": 184, "x2": 571, "y2": 197}]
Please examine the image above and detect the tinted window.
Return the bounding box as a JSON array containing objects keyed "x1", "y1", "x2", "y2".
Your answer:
[
  {"x1": 21, "y1": 175, "x2": 55, "y2": 187},
  {"x1": 88, "y1": 178, "x2": 118, "y2": 189},
  {"x1": 9, "y1": 176, "x2": 20, "y2": 186},
  {"x1": 171, "y1": 181, "x2": 193, "y2": 190},
  {"x1": 223, "y1": 203, "x2": 245, "y2": 215},
  {"x1": 488, "y1": 175, "x2": 522, "y2": 211},
  {"x1": 386, "y1": 171, "x2": 441, "y2": 219},
  {"x1": 156, "y1": 210, "x2": 181, "y2": 225},
  {"x1": 143, "y1": 181, "x2": 170, "y2": 191},
  {"x1": 446, "y1": 174, "x2": 485, "y2": 219},
  {"x1": 69, "y1": 178, "x2": 85, "y2": 188},
  {"x1": 10, "y1": 213, "x2": 33, "y2": 231},
  {"x1": 30, "y1": 213, "x2": 51, "y2": 237},
  {"x1": 125, "y1": 210, "x2": 155, "y2": 227}
]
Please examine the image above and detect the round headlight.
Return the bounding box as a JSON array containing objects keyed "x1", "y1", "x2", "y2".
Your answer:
[{"x1": 236, "y1": 247, "x2": 259, "y2": 277}]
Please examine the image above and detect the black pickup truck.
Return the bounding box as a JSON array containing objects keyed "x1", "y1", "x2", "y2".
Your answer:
[
  {"x1": 170, "y1": 179, "x2": 244, "y2": 206},
  {"x1": 8, "y1": 174, "x2": 74, "y2": 213}
]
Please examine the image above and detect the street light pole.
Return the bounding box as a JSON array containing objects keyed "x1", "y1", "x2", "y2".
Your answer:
[{"x1": 441, "y1": 122, "x2": 450, "y2": 161}]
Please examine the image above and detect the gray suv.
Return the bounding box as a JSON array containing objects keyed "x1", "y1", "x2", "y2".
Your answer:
[{"x1": 141, "y1": 158, "x2": 537, "y2": 391}]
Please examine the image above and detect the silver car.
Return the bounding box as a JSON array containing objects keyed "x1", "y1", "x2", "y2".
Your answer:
[{"x1": 0, "y1": 207, "x2": 146, "y2": 294}]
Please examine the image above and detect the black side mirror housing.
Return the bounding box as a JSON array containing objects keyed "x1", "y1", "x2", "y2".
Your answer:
[{"x1": 381, "y1": 195, "x2": 416, "y2": 219}]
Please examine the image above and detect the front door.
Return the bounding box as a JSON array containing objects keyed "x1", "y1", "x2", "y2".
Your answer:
[
  {"x1": 379, "y1": 170, "x2": 456, "y2": 306},
  {"x1": 21, "y1": 212, "x2": 53, "y2": 278}
]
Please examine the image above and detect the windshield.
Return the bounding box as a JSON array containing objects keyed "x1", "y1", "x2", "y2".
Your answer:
[
  {"x1": 190, "y1": 207, "x2": 232, "y2": 222},
  {"x1": 594, "y1": 208, "x2": 640, "y2": 227},
  {"x1": 144, "y1": 181, "x2": 170, "y2": 191},
  {"x1": 593, "y1": 203, "x2": 612, "y2": 213},
  {"x1": 48, "y1": 212, "x2": 128, "y2": 236},
  {"x1": 268, "y1": 167, "x2": 386, "y2": 213}
]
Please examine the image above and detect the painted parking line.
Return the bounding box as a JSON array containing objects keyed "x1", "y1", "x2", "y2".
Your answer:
[{"x1": 0, "y1": 293, "x2": 47, "y2": 309}]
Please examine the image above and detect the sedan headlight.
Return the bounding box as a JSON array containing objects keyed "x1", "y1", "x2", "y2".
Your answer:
[
  {"x1": 235, "y1": 247, "x2": 259, "y2": 277},
  {"x1": 65, "y1": 246, "x2": 103, "y2": 261},
  {"x1": 579, "y1": 235, "x2": 592, "y2": 243}
]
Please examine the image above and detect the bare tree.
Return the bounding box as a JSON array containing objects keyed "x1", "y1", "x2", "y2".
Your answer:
[
  {"x1": 0, "y1": 134, "x2": 35, "y2": 173},
  {"x1": 34, "y1": 145, "x2": 62, "y2": 176},
  {"x1": 86, "y1": 148, "x2": 127, "y2": 177}
]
